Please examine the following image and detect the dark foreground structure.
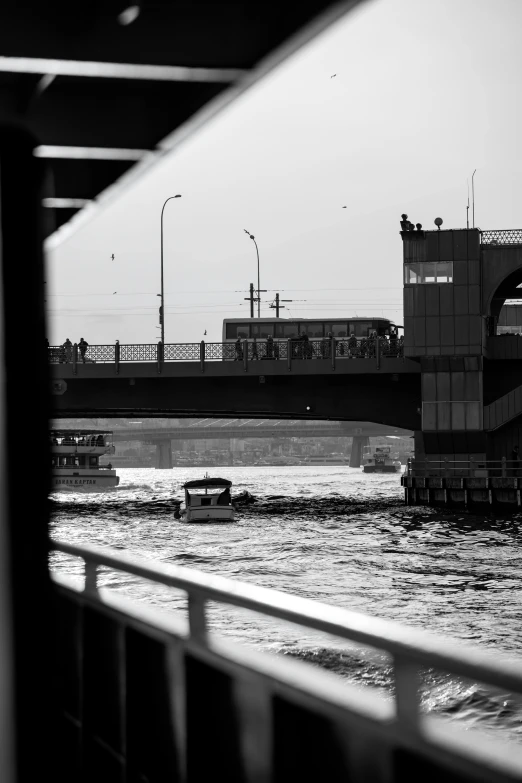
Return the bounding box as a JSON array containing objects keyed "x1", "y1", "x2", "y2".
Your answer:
[{"x1": 2, "y1": 2, "x2": 522, "y2": 782}]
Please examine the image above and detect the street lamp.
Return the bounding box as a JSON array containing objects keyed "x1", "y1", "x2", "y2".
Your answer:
[
  {"x1": 244, "y1": 229, "x2": 261, "y2": 318},
  {"x1": 160, "y1": 194, "x2": 182, "y2": 345}
]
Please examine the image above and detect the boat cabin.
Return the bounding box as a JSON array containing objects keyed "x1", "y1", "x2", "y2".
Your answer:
[
  {"x1": 50, "y1": 429, "x2": 114, "y2": 469},
  {"x1": 182, "y1": 477, "x2": 232, "y2": 508}
]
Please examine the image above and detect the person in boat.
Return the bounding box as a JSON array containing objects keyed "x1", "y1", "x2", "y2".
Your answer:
[
  {"x1": 348, "y1": 332, "x2": 357, "y2": 358},
  {"x1": 217, "y1": 487, "x2": 231, "y2": 505},
  {"x1": 96, "y1": 434, "x2": 105, "y2": 447},
  {"x1": 78, "y1": 337, "x2": 89, "y2": 363},
  {"x1": 107, "y1": 462, "x2": 113, "y2": 470}
]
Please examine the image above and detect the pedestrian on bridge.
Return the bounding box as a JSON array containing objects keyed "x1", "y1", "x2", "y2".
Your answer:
[
  {"x1": 234, "y1": 337, "x2": 242, "y2": 361},
  {"x1": 63, "y1": 338, "x2": 72, "y2": 363},
  {"x1": 348, "y1": 332, "x2": 357, "y2": 358},
  {"x1": 79, "y1": 337, "x2": 89, "y2": 363},
  {"x1": 266, "y1": 334, "x2": 274, "y2": 359}
]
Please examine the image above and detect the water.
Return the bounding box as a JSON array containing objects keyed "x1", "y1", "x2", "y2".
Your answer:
[{"x1": 50, "y1": 466, "x2": 522, "y2": 743}]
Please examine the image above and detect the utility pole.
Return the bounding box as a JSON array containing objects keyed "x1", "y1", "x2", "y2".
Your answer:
[
  {"x1": 244, "y1": 283, "x2": 255, "y2": 318},
  {"x1": 270, "y1": 292, "x2": 293, "y2": 317}
]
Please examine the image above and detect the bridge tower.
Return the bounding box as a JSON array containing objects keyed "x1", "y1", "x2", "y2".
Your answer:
[{"x1": 402, "y1": 220, "x2": 522, "y2": 470}]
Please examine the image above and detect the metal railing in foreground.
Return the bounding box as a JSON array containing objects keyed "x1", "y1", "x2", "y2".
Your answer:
[
  {"x1": 50, "y1": 538, "x2": 522, "y2": 782},
  {"x1": 406, "y1": 458, "x2": 521, "y2": 478}
]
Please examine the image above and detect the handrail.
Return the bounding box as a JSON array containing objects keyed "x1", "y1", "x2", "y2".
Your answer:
[
  {"x1": 47, "y1": 336, "x2": 405, "y2": 364},
  {"x1": 405, "y1": 457, "x2": 519, "y2": 478},
  {"x1": 51, "y1": 539, "x2": 522, "y2": 695}
]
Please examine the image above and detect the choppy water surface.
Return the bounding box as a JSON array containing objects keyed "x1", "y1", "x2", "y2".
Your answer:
[{"x1": 51, "y1": 467, "x2": 522, "y2": 742}]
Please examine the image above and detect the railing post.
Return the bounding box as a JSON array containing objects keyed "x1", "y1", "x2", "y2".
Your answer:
[
  {"x1": 115, "y1": 341, "x2": 120, "y2": 375},
  {"x1": 376, "y1": 335, "x2": 381, "y2": 370},
  {"x1": 331, "y1": 336, "x2": 336, "y2": 371},
  {"x1": 157, "y1": 341, "x2": 163, "y2": 374},
  {"x1": 72, "y1": 342, "x2": 78, "y2": 375},
  {"x1": 469, "y1": 456, "x2": 474, "y2": 478},
  {"x1": 200, "y1": 340, "x2": 205, "y2": 373},
  {"x1": 502, "y1": 456, "x2": 507, "y2": 478},
  {"x1": 243, "y1": 340, "x2": 248, "y2": 372},
  {"x1": 287, "y1": 339, "x2": 292, "y2": 371},
  {"x1": 188, "y1": 593, "x2": 207, "y2": 643},
  {"x1": 444, "y1": 457, "x2": 448, "y2": 478},
  {"x1": 394, "y1": 654, "x2": 420, "y2": 733},
  {"x1": 84, "y1": 561, "x2": 98, "y2": 593}
]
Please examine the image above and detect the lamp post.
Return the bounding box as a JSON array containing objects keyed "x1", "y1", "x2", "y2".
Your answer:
[
  {"x1": 244, "y1": 229, "x2": 261, "y2": 318},
  {"x1": 160, "y1": 194, "x2": 182, "y2": 345}
]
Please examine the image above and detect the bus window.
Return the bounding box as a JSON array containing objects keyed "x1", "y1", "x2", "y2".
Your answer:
[
  {"x1": 353, "y1": 321, "x2": 372, "y2": 337},
  {"x1": 275, "y1": 322, "x2": 299, "y2": 339},
  {"x1": 251, "y1": 322, "x2": 274, "y2": 338},
  {"x1": 226, "y1": 323, "x2": 250, "y2": 339},
  {"x1": 301, "y1": 322, "x2": 323, "y2": 338},
  {"x1": 324, "y1": 322, "x2": 347, "y2": 337},
  {"x1": 375, "y1": 322, "x2": 391, "y2": 336}
]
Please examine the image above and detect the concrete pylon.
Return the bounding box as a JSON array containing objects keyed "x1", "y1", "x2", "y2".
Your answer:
[
  {"x1": 155, "y1": 441, "x2": 173, "y2": 469},
  {"x1": 349, "y1": 435, "x2": 370, "y2": 468}
]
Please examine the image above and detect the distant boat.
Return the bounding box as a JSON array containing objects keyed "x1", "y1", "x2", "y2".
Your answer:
[
  {"x1": 51, "y1": 429, "x2": 119, "y2": 489},
  {"x1": 305, "y1": 455, "x2": 349, "y2": 465},
  {"x1": 175, "y1": 476, "x2": 235, "y2": 522},
  {"x1": 362, "y1": 445, "x2": 401, "y2": 474}
]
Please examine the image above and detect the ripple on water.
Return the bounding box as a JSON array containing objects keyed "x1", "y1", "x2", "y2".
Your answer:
[{"x1": 50, "y1": 466, "x2": 522, "y2": 741}]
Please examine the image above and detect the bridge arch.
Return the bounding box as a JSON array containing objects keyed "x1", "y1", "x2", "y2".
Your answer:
[{"x1": 483, "y1": 245, "x2": 522, "y2": 319}]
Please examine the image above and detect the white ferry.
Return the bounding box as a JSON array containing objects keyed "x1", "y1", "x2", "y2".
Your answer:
[
  {"x1": 362, "y1": 445, "x2": 402, "y2": 474},
  {"x1": 175, "y1": 476, "x2": 235, "y2": 522},
  {"x1": 51, "y1": 429, "x2": 120, "y2": 489}
]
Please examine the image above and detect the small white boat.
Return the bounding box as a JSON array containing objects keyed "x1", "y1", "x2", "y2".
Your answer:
[
  {"x1": 51, "y1": 429, "x2": 120, "y2": 489},
  {"x1": 176, "y1": 476, "x2": 235, "y2": 522},
  {"x1": 362, "y1": 445, "x2": 402, "y2": 474}
]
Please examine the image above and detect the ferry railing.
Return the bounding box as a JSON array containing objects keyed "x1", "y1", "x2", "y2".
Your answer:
[
  {"x1": 50, "y1": 538, "x2": 522, "y2": 782},
  {"x1": 405, "y1": 458, "x2": 519, "y2": 478},
  {"x1": 48, "y1": 337, "x2": 404, "y2": 365}
]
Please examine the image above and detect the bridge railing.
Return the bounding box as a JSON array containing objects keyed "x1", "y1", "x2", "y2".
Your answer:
[
  {"x1": 406, "y1": 458, "x2": 520, "y2": 478},
  {"x1": 50, "y1": 538, "x2": 522, "y2": 782},
  {"x1": 481, "y1": 229, "x2": 522, "y2": 245},
  {"x1": 48, "y1": 337, "x2": 405, "y2": 365}
]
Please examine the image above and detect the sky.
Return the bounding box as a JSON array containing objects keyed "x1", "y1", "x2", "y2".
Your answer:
[{"x1": 47, "y1": 0, "x2": 522, "y2": 345}]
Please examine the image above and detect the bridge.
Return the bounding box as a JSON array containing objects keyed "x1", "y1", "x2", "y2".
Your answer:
[
  {"x1": 110, "y1": 417, "x2": 413, "y2": 468},
  {"x1": 50, "y1": 341, "x2": 422, "y2": 432}
]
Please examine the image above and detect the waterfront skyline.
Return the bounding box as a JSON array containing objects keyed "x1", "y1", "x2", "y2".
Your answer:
[{"x1": 47, "y1": 0, "x2": 522, "y2": 345}]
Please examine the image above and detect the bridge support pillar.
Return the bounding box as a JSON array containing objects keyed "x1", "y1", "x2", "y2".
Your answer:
[
  {"x1": 350, "y1": 436, "x2": 369, "y2": 468},
  {"x1": 155, "y1": 441, "x2": 172, "y2": 470}
]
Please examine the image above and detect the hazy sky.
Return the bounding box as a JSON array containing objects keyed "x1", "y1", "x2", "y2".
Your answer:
[{"x1": 47, "y1": 0, "x2": 522, "y2": 345}]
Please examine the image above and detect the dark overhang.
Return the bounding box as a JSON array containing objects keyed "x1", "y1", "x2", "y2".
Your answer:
[{"x1": 0, "y1": 1, "x2": 365, "y2": 245}]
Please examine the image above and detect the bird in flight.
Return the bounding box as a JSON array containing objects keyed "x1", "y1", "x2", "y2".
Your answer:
[
  {"x1": 111, "y1": 254, "x2": 115, "y2": 261},
  {"x1": 113, "y1": 291, "x2": 117, "y2": 294},
  {"x1": 331, "y1": 74, "x2": 337, "y2": 78},
  {"x1": 204, "y1": 330, "x2": 207, "y2": 336},
  {"x1": 342, "y1": 206, "x2": 347, "y2": 209}
]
